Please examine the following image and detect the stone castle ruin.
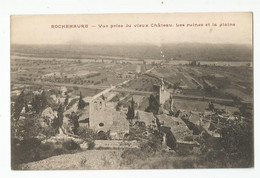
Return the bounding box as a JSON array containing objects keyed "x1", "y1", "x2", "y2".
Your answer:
[{"x1": 152, "y1": 78, "x2": 171, "y2": 105}]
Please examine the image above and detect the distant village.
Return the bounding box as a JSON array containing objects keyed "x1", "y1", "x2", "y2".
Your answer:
[{"x1": 11, "y1": 54, "x2": 253, "y2": 169}]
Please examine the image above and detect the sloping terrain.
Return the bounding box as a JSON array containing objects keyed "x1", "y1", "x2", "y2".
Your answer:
[{"x1": 19, "y1": 150, "x2": 123, "y2": 170}]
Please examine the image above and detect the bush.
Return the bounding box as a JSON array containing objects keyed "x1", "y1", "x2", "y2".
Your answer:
[
  {"x1": 96, "y1": 131, "x2": 111, "y2": 140},
  {"x1": 77, "y1": 126, "x2": 97, "y2": 141},
  {"x1": 39, "y1": 143, "x2": 52, "y2": 151},
  {"x1": 53, "y1": 148, "x2": 67, "y2": 156},
  {"x1": 121, "y1": 124, "x2": 163, "y2": 166},
  {"x1": 11, "y1": 137, "x2": 42, "y2": 167},
  {"x1": 15, "y1": 115, "x2": 42, "y2": 140},
  {"x1": 88, "y1": 141, "x2": 95, "y2": 150},
  {"x1": 41, "y1": 126, "x2": 57, "y2": 139},
  {"x1": 62, "y1": 140, "x2": 80, "y2": 150},
  {"x1": 220, "y1": 119, "x2": 253, "y2": 167}
]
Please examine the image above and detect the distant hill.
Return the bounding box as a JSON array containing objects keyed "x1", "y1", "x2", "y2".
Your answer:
[
  {"x1": 162, "y1": 43, "x2": 252, "y2": 61},
  {"x1": 11, "y1": 43, "x2": 252, "y2": 61}
]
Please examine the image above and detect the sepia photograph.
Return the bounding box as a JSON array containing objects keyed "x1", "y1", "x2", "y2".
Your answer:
[{"x1": 10, "y1": 12, "x2": 253, "y2": 170}]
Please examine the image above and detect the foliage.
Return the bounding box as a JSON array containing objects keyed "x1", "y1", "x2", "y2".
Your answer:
[
  {"x1": 12, "y1": 137, "x2": 81, "y2": 169},
  {"x1": 77, "y1": 126, "x2": 97, "y2": 141},
  {"x1": 41, "y1": 90, "x2": 48, "y2": 110},
  {"x1": 78, "y1": 91, "x2": 86, "y2": 109},
  {"x1": 115, "y1": 102, "x2": 122, "y2": 111},
  {"x1": 239, "y1": 103, "x2": 253, "y2": 119},
  {"x1": 121, "y1": 124, "x2": 163, "y2": 166},
  {"x1": 13, "y1": 90, "x2": 25, "y2": 120},
  {"x1": 76, "y1": 126, "x2": 97, "y2": 149},
  {"x1": 62, "y1": 140, "x2": 80, "y2": 150},
  {"x1": 126, "y1": 97, "x2": 135, "y2": 120},
  {"x1": 140, "y1": 132, "x2": 163, "y2": 152},
  {"x1": 57, "y1": 104, "x2": 64, "y2": 126},
  {"x1": 68, "y1": 112, "x2": 79, "y2": 135},
  {"x1": 24, "y1": 101, "x2": 29, "y2": 113},
  {"x1": 64, "y1": 95, "x2": 69, "y2": 106},
  {"x1": 159, "y1": 126, "x2": 176, "y2": 150},
  {"x1": 145, "y1": 94, "x2": 159, "y2": 114},
  {"x1": 41, "y1": 126, "x2": 56, "y2": 140},
  {"x1": 96, "y1": 130, "x2": 111, "y2": 140},
  {"x1": 11, "y1": 112, "x2": 81, "y2": 168},
  {"x1": 31, "y1": 90, "x2": 48, "y2": 114},
  {"x1": 31, "y1": 95, "x2": 41, "y2": 114},
  {"x1": 16, "y1": 115, "x2": 42, "y2": 140},
  {"x1": 50, "y1": 104, "x2": 64, "y2": 133},
  {"x1": 190, "y1": 60, "x2": 198, "y2": 66},
  {"x1": 219, "y1": 118, "x2": 253, "y2": 167},
  {"x1": 208, "y1": 102, "x2": 215, "y2": 111}
]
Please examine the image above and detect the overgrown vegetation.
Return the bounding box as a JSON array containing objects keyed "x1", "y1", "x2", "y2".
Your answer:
[
  {"x1": 121, "y1": 123, "x2": 163, "y2": 166},
  {"x1": 11, "y1": 88, "x2": 81, "y2": 169}
]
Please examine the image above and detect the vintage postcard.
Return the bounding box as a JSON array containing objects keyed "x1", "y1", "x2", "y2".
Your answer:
[{"x1": 10, "y1": 13, "x2": 253, "y2": 170}]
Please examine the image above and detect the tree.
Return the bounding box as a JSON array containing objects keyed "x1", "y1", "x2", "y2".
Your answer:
[
  {"x1": 78, "y1": 91, "x2": 86, "y2": 109},
  {"x1": 24, "y1": 101, "x2": 29, "y2": 113},
  {"x1": 146, "y1": 94, "x2": 159, "y2": 114},
  {"x1": 31, "y1": 90, "x2": 48, "y2": 114},
  {"x1": 101, "y1": 94, "x2": 106, "y2": 101},
  {"x1": 116, "y1": 102, "x2": 122, "y2": 111},
  {"x1": 57, "y1": 104, "x2": 64, "y2": 128},
  {"x1": 126, "y1": 97, "x2": 135, "y2": 120},
  {"x1": 69, "y1": 112, "x2": 79, "y2": 135},
  {"x1": 239, "y1": 103, "x2": 252, "y2": 119},
  {"x1": 41, "y1": 126, "x2": 56, "y2": 140},
  {"x1": 208, "y1": 102, "x2": 215, "y2": 111},
  {"x1": 64, "y1": 95, "x2": 69, "y2": 106},
  {"x1": 126, "y1": 106, "x2": 133, "y2": 120},
  {"x1": 16, "y1": 114, "x2": 42, "y2": 140},
  {"x1": 190, "y1": 60, "x2": 197, "y2": 66},
  {"x1": 41, "y1": 90, "x2": 48, "y2": 110},
  {"x1": 31, "y1": 95, "x2": 41, "y2": 114},
  {"x1": 51, "y1": 116, "x2": 59, "y2": 132},
  {"x1": 220, "y1": 119, "x2": 253, "y2": 167},
  {"x1": 131, "y1": 97, "x2": 135, "y2": 114},
  {"x1": 13, "y1": 90, "x2": 25, "y2": 120}
]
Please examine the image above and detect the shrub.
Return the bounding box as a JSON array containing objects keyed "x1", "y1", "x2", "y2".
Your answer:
[
  {"x1": 39, "y1": 143, "x2": 52, "y2": 151},
  {"x1": 77, "y1": 126, "x2": 97, "y2": 141},
  {"x1": 41, "y1": 126, "x2": 57, "y2": 140},
  {"x1": 53, "y1": 148, "x2": 67, "y2": 156},
  {"x1": 87, "y1": 141, "x2": 95, "y2": 150},
  {"x1": 15, "y1": 115, "x2": 42, "y2": 140},
  {"x1": 62, "y1": 140, "x2": 80, "y2": 150}
]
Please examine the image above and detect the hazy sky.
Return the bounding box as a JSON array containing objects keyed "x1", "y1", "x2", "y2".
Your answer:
[{"x1": 11, "y1": 13, "x2": 252, "y2": 45}]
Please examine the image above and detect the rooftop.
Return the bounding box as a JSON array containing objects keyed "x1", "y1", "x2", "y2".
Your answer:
[
  {"x1": 157, "y1": 114, "x2": 193, "y2": 141},
  {"x1": 136, "y1": 110, "x2": 156, "y2": 126}
]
